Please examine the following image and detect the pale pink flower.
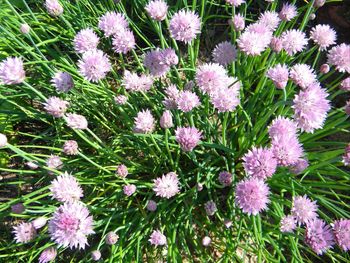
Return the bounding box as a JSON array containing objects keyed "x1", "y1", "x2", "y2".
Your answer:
[
  {"x1": 149, "y1": 229, "x2": 167, "y2": 246},
  {"x1": 123, "y1": 184, "x2": 136, "y2": 196},
  {"x1": 289, "y1": 158, "x2": 309, "y2": 174},
  {"x1": 0, "y1": 133, "x2": 7, "y2": 147},
  {"x1": 340, "y1": 77, "x2": 350, "y2": 91},
  {"x1": 51, "y1": 71, "x2": 74, "y2": 92},
  {"x1": 39, "y1": 247, "x2": 57, "y2": 263},
  {"x1": 105, "y1": 231, "x2": 119, "y2": 245},
  {"x1": 212, "y1": 41, "x2": 237, "y2": 66},
  {"x1": 176, "y1": 90, "x2": 200, "y2": 112},
  {"x1": 145, "y1": 0, "x2": 168, "y2": 21},
  {"x1": 98, "y1": 12, "x2": 128, "y2": 37},
  {"x1": 305, "y1": 219, "x2": 335, "y2": 255},
  {"x1": 280, "y1": 215, "x2": 297, "y2": 233},
  {"x1": 91, "y1": 250, "x2": 101, "y2": 261},
  {"x1": 11, "y1": 203, "x2": 25, "y2": 214},
  {"x1": 310, "y1": 24, "x2": 337, "y2": 50},
  {"x1": 291, "y1": 195, "x2": 318, "y2": 225},
  {"x1": 44, "y1": 0, "x2": 63, "y2": 17},
  {"x1": 342, "y1": 144, "x2": 350, "y2": 166},
  {"x1": 13, "y1": 222, "x2": 36, "y2": 243},
  {"x1": 147, "y1": 200, "x2": 157, "y2": 211},
  {"x1": 160, "y1": 110, "x2": 173, "y2": 129},
  {"x1": 204, "y1": 200, "x2": 217, "y2": 216},
  {"x1": 271, "y1": 136, "x2": 304, "y2": 167},
  {"x1": 50, "y1": 172, "x2": 83, "y2": 202},
  {"x1": 20, "y1": 23, "x2": 30, "y2": 34},
  {"x1": 0, "y1": 57, "x2": 25, "y2": 85},
  {"x1": 153, "y1": 172, "x2": 180, "y2": 198},
  {"x1": 32, "y1": 217, "x2": 47, "y2": 229},
  {"x1": 73, "y1": 28, "x2": 99, "y2": 54},
  {"x1": 26, "y1": 160, "x2": 39, "y2": 170},
  {"x1": 279, "y1": 3, "x2": 297, "y2": 21},
  {"x1": 169, "y1": 10, "x2": 201, "y2": 43},
  {"x1": 43, "y1": 96, "x2": 69, "y2": 118},
  {"x1": 78, "y1": 49, "x2": 111, "y2": 82},
  {"x1": 333, "y1": 219, "x2": 350, "y2": 251},
  {"x1": 270, "y1": 37, "x2": 283, "y2": 53},
  {"x1": 238, "y1": 24, "x2": 272, "y2": 56},
  {"x1": 202, "y1": 236, "x2": 211, "y2": 246},
  {"x1": 281, "y1": 29, "x2": 308, "y2": 55},
  {"x1": 144, "y1": 49, "x2": 170, "y2": 77},
  {"x1": 266, "y1": 64, "x2": 289, "y2": 89},
  {"x1": 133, "y1": 109, "x2": 155, "y2": 133},
  {"x1": 122, "y1": 70, "x2": 153, "y2": 92},
  {"x1": 112, "y1": 29, "x2": 136, "y2": 54},
  {"x1": 210, "y1": 81, "x2": 240, "y2": 112},
  {"x1": 195, "y1": 63, "x2": 227, "y2": 94},
  {"x1": 327, "y1": 43, "x2": 350, "y2": 73},
  {"x1": 243, "y1": 147, "x2": 277, "y2": 180},
  {"x1": 231, "y1": 14, "x2": 245, "y2": 31},
  {"x1": 175, "y1": 127, "x2": 202, "y2": 151},
  {"x1": 268, "y1": 116, "x2": 298, "y2": 140},
  {"x1": 46, "y1": 155, "x2": 63, "y2": 170},
  {"x1": 289, "y1": 64, "x2": 317, "y2": 89},
  {"x1": 116, "y1": 164, "x2": 128, "y2": 178},
  {"x1": 65, "y1": 113, "x2": 88, "y2": 130},
  {"x1": 63, "y1": 140, "x2": 79, "y2": 155},
  {"x1": 114, "y1": 95, "x2": 128, "y2": 105},
  {"x1": 163, "y1": 84, "x2": 180, "y2": 109},
  {"x1": 259, "y1": 11, "x2": 280, "y2": 31}
]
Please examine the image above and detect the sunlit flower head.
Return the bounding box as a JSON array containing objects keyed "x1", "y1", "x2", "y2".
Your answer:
[
  {"x1": 51, "y1": 71, "x2": 74, "y2": 92},
  {"x1": 259, "y1": 11, "x2": 280, "y2": 31},
  {"x1": 13, "y1": 222, "x2": 36, "y2": 243},
  {"x1": 212, "y1": 41, "x2": 237, "y2": 66},
  {"x1": 38, "y1": 247, "x2": 57, "y2": 263},
  {"x1": 175, "y1": 126, "x2": 202, "y2": 151},
  {"x1": 153, "y1": 172, "x2": 180, "y2": 198},
  {"x1": 73, "y1": 28, "x2": 99, "y2": 54},
  {"x1": 305, "y1": 219, "x2": 334, "y2": 255},
  {"x1": 332, "y1": 219, "x2": 350, "y2": 251},
  {"x1": 65, "y1": 113, "x2": 88, "y2": 130},
  {"x1": 279, "y1": 3, "x2": 297, "y2": 21},
  {"x1": 98, "y1": 11, "x2": 128, "y2": 37},
  {"x1": 289, "y1": 63, "x2": 317, "y2": 89},
  {"x1": 145, "y1": 0, "x2": 168, "y2": 21},
  {"x1": 310, "y1": 24, "x2": 337, "y2": 50},
  {"x1": 43, "y1": 96, "x2": 69, "y2": 118},
  {"x1": 243, "y1": 147, "x2": 277, "y2": 180},
  {"x1": 112, "y1": 29, "x2": 136, "y2": 54},
  {"x1": 281, "y1": 29, "x2": 308, "y2": 56},
  {"x1": 78, "y1": 49, "x2": 111, "y2": 82},
  {"x1": 0, "y1": 57, "x2": 25, "y2": 85},
  {"x1": 122, "y1": 70, "x2": 153, "y2": 92},
  {"x1": 169, "y1": 10, "x2": 201, "y2": 43},
  {"x1": 195, "y1": 63, "x2": 228, "y2": 95},
  {"x1": 280, "y1": 215, "x2": 297, "y2": 233},
  {"x1": 44, "y1": 0, "x2": 63, "y2": 17},
  {"x1": 327, "y1": 43, "x2": 350, "y2": 73},
  {"x1": 149, "y1": 229, "x2": 167, "y2": 246},
  {"x1": 291, "y1": 195, "x2": 318, "y2": 225},
  {"x1": 50, "y1": 172, "x2": 83, "y2": 202},
  {"x1": 266, "y1": 64, "x2": 289, "y2": 89},
  {"x1": 133, "y1": 109, "x2": 155, "y2": 134},
  {"x1": 176, "y1": 90, "x2": 200, "y2": 112}
]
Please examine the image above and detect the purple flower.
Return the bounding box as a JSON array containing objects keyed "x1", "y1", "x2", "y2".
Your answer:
[
  {"x1": 65, "y1": 113, "x2": 88, "y2": 130},
  {"x1": 279, "y1": 3, "x2": 297, "y2": 21},
  {"x1": 327, "y1": 43, "x2": 350, "y2": 73},
  {"x1": 73, "y1": 28, "x2": 99, "y2": 54},
  {"x1": 144, "y1": 49, "x2": 170, "y2": 77},
  {"x1": 320, "y1": 63, "x2": 330, "y2": 74},
  {"x1": 78, "y1": 49, "x2": 111, "y2": 82},
  {"x1": 268, "y1": 116, "x2": 298, "y2": 140},
  {"x1": 43, "y1": 96, "x2": 69, "y2": 118},
  {"x1": 305, "y1": 219, "x2": 334, "y2": 255},
  {"x1": 114, "y1": 95, "x2": 128, "y2": 105},
  {"x1": 39, "y1": 247, "x2": 57, "y2": 263},
  {"x1": 0, "y1": 57, "x2": 25, "y2": 85},
  {"x1": 169, "y1": 10, "x2": 201, "y2": 43},
  {"x1": 204, "y1": 200, "x2": 217, "y2": 216},
  {"x1": 266, "y1": 64, "x2": 289, "y2": 89},
  {"x1": 210, "y1": 81, "x2": 240, "y2": 112},
  {"x1": 333, "y1": 219, "x2": 350, "y2": 251},
  {"x1": 291, "y1": 195, "x2": 318, "y2": 225},
  {"x1": 51, "y1": 71, "x2": 74, "y2": 92},
  {"x1": 149, "y1": 229, "x2": 167, "y2": 246},
  {"x1": 160, "y1": 110, "x2": 173, "y2": 129},
  {"x1": 175, "y1": 127, "x2": 202, "y2": 151},
  {"x1": 123, "y1": 184, "x2": 136, "y2": 196},
  {"x1": 271, "y1": 136, "x2": 304, "y2": 167},
  {"x1": 195, "y1": 63, "x2": 228, "y2": 95},
  {"x1": 161, "y1": 48, "x2": 179, "y2": 66},
  {"x1": 98, "y1": 12, "x2": 128, "y2": 37},
  {"x1": 32, "y1": 217, "x2": 47, "y2": 229},
  {"x1": 176, "y1": 90, "x2": 200, "y2": 112},
  {"x1": 0, "y1": 133, "x2": 7, "y2": 147},
  {"x1": 105, "y1": 231, "x2": 119, "y2": 245},
  {"x1": 235, "y1": 178, "x2": 270, "y2": 215},
  {"x1": 91, "y1": 250, "x2": 101, "y2": 261},
  {"x1": 281, "y1": 29, "x2": 308, "y2": 56},
  {"x1": 122, "y1": 70, "x2": 153, "y2": 92},
  {"x1": 340, "y1": 77, "x2": 350, "y2": 91},
  {"x1": 50, "y1": 172, "x2": 83, "y2": 202},
  {"x1": 153, "y1": 172, "x2": 179, "y2": 198},
  {"x1": 46, "y1": 155, "x2": 63, "y2": 170},
  {"x1": 270, "y1": 37, "x2": 283, "y2": 53},
  {"x1": 202, "y1": 236, "x2": 211, "y2": 246},
  {"x1": 63, "y1": 140, "x2": 79, "y2": 155},
  {"x1": 44, "y1": 0, "x2": 63, "y2": 17},
  {"x1": 112, "y1": 29, "x2": 136, "y2": 54},
  {"x1": 289, "y1": 63, "x2": 317, "y2": 89},
  {"x1": 212, "y1": 41, "x2": 237, "y2": 66},
  {"x1": 310, "y1": 24, "x2": 337, "y2": 50},
  {"x1": 11, "y1": 203, "x2": 25, "y2": 214},
  {"x1": 280, "y1": 215, "x2": 297, "y2": 233},
  {"x1": 163, "y1": 84, "x2": 180, "y2": 109},
  {"x1": 243, "y1": 147, "x2": 277, "y2": 180},
  {"x1": 147, "y1": 200, "x2": 157, "y2": 211},
  {"x1": 293, "y1": 82, "x2": 331, "y2": 133},
  {"x1": 342, "y1": 144, "x2": 350, "y2": 166},
  {"x1": 20, "y1": 24, "x2": 30, "y2": 34},
  {"x1": 231, "y1": 14, "x2": 245, "y2": 31},
  {"x1": 289, "y1": 158, "x2": 309, "y2": 174},
  {"x1": 218, "y1": 171, "x2": 233, "y2": 187},
  {"x1": 116, "y1": 164, "x2": 128, "y2": 178},
  {"x1": 13, "y1": 222, "x2": 36, "y2": 243},
  {"x1": 225, "y1": 0, "x2": 245, "y2": 7},
  {"x1": 259, "y1": 11, "x2": 280, "y2": 31},
  {"x1": 145, "y1": 0, "x2": 168, "y2": 21},
  {"x1": 238, "y1": 24, "x2": 272, "y2": 56},
  {"x1": 133, "y1": 109, "x2": 155, "y2": 134},
  {"x1": 48, "y1": 202, "x2": 94, "y2": 249}
]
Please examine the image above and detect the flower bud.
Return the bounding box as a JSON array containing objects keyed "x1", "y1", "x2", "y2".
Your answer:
[
  {"x1": 202, "y1": 236, "x2": 211, "y2": 246},
  {"x1": 32, "y1": 217, "x2": 47, "y2": 229},
  {"x1": 0, "y1": 133, "x2": 7, "y2": 147},
  {"x1": 116, "y1": 164, "x2": 128, "y2": 178},
  {"x1": 320, "y1": 64, "x2": 330, "y2": 74},
  {"x1": 39, "y1": 247, "x2": 57, "y2": 263},
  {"x1": 11, "y1": 203, "x2": 25, "y2": 214},
  {"x1": 20, "y1": 24, "x2": 30, "y2": 34},
  {"x1": 147, "y1": 200, "x2": 157, "y2": 212},
  {"x1": 160, "y1": 110, "x2": 173, "y2": 129},
  {"x1": 105, "y1": 231, "x2": 119, "y2": 245},
  {"x1": 91, "y1": 250, "x2": 101, "y2": 261}
]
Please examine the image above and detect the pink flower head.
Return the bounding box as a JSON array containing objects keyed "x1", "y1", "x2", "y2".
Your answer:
[
  {"x1": 147, "y1": 200, "x2": 157, "y2": 211},
  {"x1": 91, "y1": 250, "x2": 101, "y2": 261},
  {"x1": 243, "y1": 147, "x2": 277, "y2": 180},
  {"x1": 340, "y1": 77, "x2": 350, "y2": 91},
  {"x1": 305, "y1": 219, "x2": 335, "y2": 255},
  {"x1": 271, "y1": 136, "x2": 304, "y2": 166},
  {"x1": 46, "y1": 155, "x2": 63, "y2": 170},
  {"x1": 51, "y1": 71, "x2": 74, "y2": 92},
  {"x1": 123, "y1": 184, "x2": 136, "y2": 196},
  {"x1": 122, "y1": 70, "x2": 153, "y2": 92},
  {"x1": 176, "y1": 90, "x2": 200, "y2": 112},
  {"x1": 43, "y1": 96, "x2": 69, "y2": 118},
  {"x1": 310, "y1": 24, "x2": 337, "y2": 50},
  {"x1": 0, "y1": 133, "x2": 7, "y2": 147},
  {"x1": 225, "y1": 0, "x2": 245, "y2": 7},
  {"x1": 98, "y1": 12, "x2": 128, "y2": 37},
  {"x1": 320, "y1": 63, "x2": 330, "y2": 74},
  {"x1": 13, "y1": 222, "x2": 36, "y2": 243},
  {"x1": 210, "y1": 82, "x2": 240, "y2": 112},
  {"x1": 279, "y1": 3, "x2": 297, "y2": 21},
  {"x1": 78, "y1": 49, "x2": 111, "y2": 82},
  {"x1": 204, "y1": 200, "x2": 217, "y2": 216},
  {"x1": 145, "y1": 0, "x2": 168, "y2": 21},
  {"x1": 235, "y1": 178, "x2": 270, "y2": 215},
  {"x1": 270, "y1": 37, "x2": 283, "y2": 53},
  {"x1": 212, "y1": 41, "x2": 237, "y2": 66},
  {"x1": 231, "y1": 14, "x2": 245, "y2": 31},
  {"x1": 195, "y1": 63, "x2": 227, "y2": 95},
  {"x1": 114, "y1": 95, "x2": 128, "y2": 105},
  {"x1": 63, "y1": 140, "x2": 79, "y2": 155},
  {"x1": 44, "y1": 0, "x2": 63, "y2": 17},
  {"x1": 202, "y1": 236, "x2": 211, "y2": 246},
  {"x1": 0, "y1": 57, "x2": 25, "y2": 85},
  {"x1": 144, "y1": 49, "x2": 170, "y2": 77},
  {"x1": 50, "y1": 172, "x2": 83, "y2": 202},
  {"x1": 116, "y1": 164, "x2": 128, "y2": 178},
  {"x1": 266, "y1": 64, "x2": 289, "y2": 89},
  {"x1": 289, "y1": 63, "x2": 317, "y2": 89},
  {"x1": 268, "y1": 116, "x2": 298, "y2": 140},
  {"x1": 153, "y1": 172, "x2": 180, "y2": 198},
  {"x1": 169, "y1": 10, "x2": 201, "y2": 43},
  {"x1": 39, "y1": 247, "x2": 57, "y2": 263},
  {"x1": 133, "y1": 109, "x2": 155, "y2": 133},
  {"x1": 343, "y1": 144, "x2": 350, "y2": 166},
  {"x1": 163, "y1": 84, "x2": 180, "y2": 109},
  {"x1": 218, "y1": 171, "x2": 233, "y2": 187},
  {"x1": 291, "y1": 195, "x2": 318, "y2": 225},
  {"x1": 175, "y1": 127, "x2": 202, "y2": 151},
  {"x1": 238, "y1": 24, "x2": 272, "y2": 56},
  {"x1": 112, "y1": 29, "x2": 136, "y2": 54},
  {"x1": 289, "y1": 158, "x2": 309, "y2": 174},
  {"x1": 259, "y1": 11, "x2": 280, "y2": 31},
  {"x1": 149, "y1": 229, "x2": 167, "y2": 246},
  {"x1": 281, "y1": 29, "x2": 308, "y2": 55},
  {"x1": 48, "y1": 202, "x2": 94, "y2": 249},
  {"x1": 293, "y1": 82, "x2": 331, "y2": 133},
  {"x1": 65, "y1": 113, "x2": 88, "y2": 130},
  {"x1": 20, "y1": 23, "x2": 30, "y2": 34},
  {"x1": 332, "y1": 219, "x2": 350, "y2": 251},
  {"x1": 73, "y1": 28, "x2": 99, "y2": 54},
  {"x1": 327, "y1": 43, "x2": 350, "y2": 73},
  {"x1": 160, "y1": 110, "x2": 173, "y2": 129},
  {"x1": 161, "y1": 48, "x2": 179, "y2": 66},
  {"x1": 280, "y1": 215, "x2": 297, "y2": 233},
  {"x1": 105, "y1": 231, "x2": 119, "y2": 245}
]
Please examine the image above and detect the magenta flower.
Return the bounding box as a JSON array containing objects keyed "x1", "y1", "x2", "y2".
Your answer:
[
  {"x1": 176, "y1": 90, "x2": 200, "y2": 112},
  {"x1": 147, "y1": 200, "x2": 157, "y2": 212},
  {"x1": 73, "y1": 28, "x2": 99, "y2": 54},
  {"x1": 212, "y1": 41, "x2": 237, "y2": 66},
  {"x1": 175, "y1": 127, "x2": 202, "y2": 152},
  {"x1": 232, "y1": 14, "x2": 245, "y2": 31},
  {"x1": 78, "y1": 49, "x2": 111, "y2": 82},
  {"x1": 39, "y1": 247, "x2": 57, "y2": 263},
  {"x1": 235, "y1": 178, "x2": 270, "y2": 215},
  {"x1": 281, "y1": 29, "x2": 308, "y2": 55},
  {"x1": 50, "y1": 172, "x2": 83, "y2": 202},
  {"x1": 133, "y1": 109, "x2": 155, "y2": 134},
  {"x1": 145, "y1": 0, "x2": 168, "y2": 21},
  {"x1": 65, "y1": 113, "x2": 88, "y2": 130},
  {"x1": 310, "y1": 24, "x2": 337, "y2": 50},
  {"x1": 271, "y1": 136, "x2": 304, "y2": 167},
  {"x1": 149, "y1": 229, "x2": 167, "y2": 246},
  {"x1": 280, "y1": 215, "x2": 297, "y2": 233},
  {"x1": 43, "y1": 96, "x2": 69, "y2": 118},
  {"x1": 51, "y1": 71, "x2": 74, "y2": 92},
  {"x1": 327, "y1": 43, "x2": 350, "y2": 73},
  {"x1": 243, "y1": 147, "x2": 277, "y2": 180},
  {"x1": 289, "y1": 63, "x2": 317, "y2": 89},
  {"x1": 13, "y1": 222, "x2": 36, "y2": 243},
  {"x1": 46, "y1": 155, "x2": 63, "y2": 170},
  {"x1": 289, "y1": 158, "x2": 309, "y2": 174},
  {"x1": 270, "y1": 37, "x2": 283, "y2": 53},
  {"x1": 202, "y1": 236, "x2": 211, "y2": 246},
  {"x1": 225, "y1": 0, "x2": 245, "y2": 7},
  {"x1": 340, "y1": 77, "x2": 350, "y2": 91},
  {"x1": 266, "y1": 64, "x2": 289, "y2": 89},
  {"x1": 0, "y1": 133, "x2": 7, "y2": 147},
  {"x1": 259, "y1": 11, "x2": 280, "y2": 31},
  {"x1": 112, "y1": 29, "x2": 136, "y2": 54},
  {"x1": 63, "y1": 140, "x2": 79, "y2": 155},
  {"x1": 114, "y1": 95, "x2": 128, "y2": 105},
  {"x1": 342, "y1": 144, "x2": 350, "y2": 166},
  {"x1": 293, "y1": 82, "x2": 330, "y2": 133},
  {"x1": 116, "y1": 164, "x2": 128, "y2": 178},
  {"x1": 48, "y1": 202, "x2": 94, "y2": 249},
  {"x1": 123, "y1": 184, "x2": 136, "y2": 196},
  {"x1": 105, "y1": 231, "x2": 119, "y2": 245},
  {"x1": 20, "y1": 23, "x2": 30, "y2": 34},
  {"x1": 195, "y1": 63, "x2": 227, "y2": 95},
  {"x1": 279, "y1": 3, "x2": 297, "y2": 21},
  {"x1": 218, "y1": 171, "x2": 233, "y2": 187},
  {"x1": 153, "y1": 172, "x2": 180, "y2": 199},
  {"x1": 305, "y1": 219, "x2": 334, "y2": 255},
  {"x1": 44, "y1": 0, "x2": 63, "y2": 17},
  {"x1": 204, "y1": 200, "x2": 217, "y2": 216},
  {"x1": 98, "y1": 12, "x2": 128, "y2": 37},
  {"x1": 0, "y1": 57, "x2": 25, "y2": 85},
  {"x1": 332, "y1": 219, "x2": 350, "y2": 251},
  {"x1": 160, "y1": 110, "x2": 173, "y2": 129},
  {"x1": 169, "y1": 10, "x2": 201, "y2": 43},
  {"x1": 122, "y1": 70, "x2": 153, "y2": 92},
  {"x1": 291, "y1": 195, "x2": 318, "y2": 225}
]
